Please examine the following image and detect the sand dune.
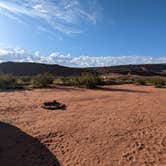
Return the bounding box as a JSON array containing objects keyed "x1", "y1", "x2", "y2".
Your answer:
[{"x1": 0, "y1": 85, "x2": 166, "y2": 165}]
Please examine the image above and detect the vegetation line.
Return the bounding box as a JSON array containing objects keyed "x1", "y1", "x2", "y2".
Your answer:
[{"x1": 0, "y1": 72, "x2": 166, "y2": 91}]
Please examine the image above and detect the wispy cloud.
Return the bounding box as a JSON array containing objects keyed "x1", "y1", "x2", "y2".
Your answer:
[
  {"x1": 0, "y1": 47, "x2": 166, "y2": 67},
  {"x1": 0, "y1": 0, "x2": 101, "y2": 34}
]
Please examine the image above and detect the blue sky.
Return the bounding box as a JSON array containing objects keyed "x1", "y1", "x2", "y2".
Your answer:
[{"x1": 0, "y1": 0, "x2": 166, "y2": 67}]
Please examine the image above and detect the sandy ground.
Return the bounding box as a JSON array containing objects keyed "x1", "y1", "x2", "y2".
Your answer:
[{"x1": 0, "y1": 84, "x2": 166, "y2": 166}]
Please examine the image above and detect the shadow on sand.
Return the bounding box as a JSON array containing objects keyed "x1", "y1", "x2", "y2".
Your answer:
[
  {"x1": 55, "y1": 86, "x2": 84, "y2": 91},
  {"x1": 0, "y1": 122, "x2": 60, "y2": 166},
  {"x1": 95, "y1": 86, "x2": 149, "y2": 93}
]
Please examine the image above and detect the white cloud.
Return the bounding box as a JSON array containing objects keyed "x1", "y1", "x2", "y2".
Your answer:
[
  {"x1": 0, "y1": 0, "x2": 101, "y2": 34},
  {"x1": 0, "y1": 47, "x2": 166, "y2": 67}
]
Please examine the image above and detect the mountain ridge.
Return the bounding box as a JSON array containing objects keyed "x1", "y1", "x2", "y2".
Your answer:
[{"x1": 0, "y1": 61, "x2": 166, "y2": 76}]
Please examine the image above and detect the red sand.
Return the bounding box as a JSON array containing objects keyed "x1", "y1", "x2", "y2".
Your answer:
[{"x1": 0, "y1": 85, "x2": 166, "y2": 165}]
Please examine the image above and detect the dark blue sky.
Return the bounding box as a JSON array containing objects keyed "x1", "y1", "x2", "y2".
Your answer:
[{"x1": 0, "y1": 0, "x2": 166, "y2": 66}]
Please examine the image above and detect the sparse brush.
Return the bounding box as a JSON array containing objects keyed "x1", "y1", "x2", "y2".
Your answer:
[
  {"x1": 0, "y1": 74, "x2": 18, "y2": 90},
  {"x1": 73, "y1": 72, "x2": 101, "y2": 89},
  {"x1": 56, "y1": 73, "x2": 102, "y2": 89},
  {"x1": 32, "y1": 73, "x2": 54, "y2": 88},
  {"x1": 136, "y1": 78, "x2": 147, "y2": 85},
  {"x1": 154, "y1": 78, "x2": 166, "y2": 88},
  {"x1": 20, "y1": 76, "x2": 32, "y2": 83}
]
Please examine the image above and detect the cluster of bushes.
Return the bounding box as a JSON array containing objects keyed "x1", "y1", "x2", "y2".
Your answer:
[
  {"x1": 0, "y1": 72, "x2": 166, "y2": 90},
  {"x1": 102, "y1": 76, "x2": 166, "y2": 88},
  {"x1": 0, "y1": 73, "x2": 54, "y2": 90},
  {"x1": 0, "y1": 74, "x2": 18, "y2": 90},
  {"x1": 54, "y1": 77, "x2": 77, "y2": 86},
  {"x1": 148, "y1": 77, "x2": 166, "y2": 88},
  {"x1": 73, "y1": 73, "x2": 101, "y2": 89},
  {"x1": 102, "y1": 76, "x2": 135, "y2": 85},
  {"x1": 32, "y1": 73, "x2": 54, "y2": 88},
  {"x1": 134, "y1": 77, "x2": 166, "y2": 88},
  {"x1": 0, "y1": 72, "x2": 102, "y2": 90},
  {"x1": 57, "y1": 73, "x2": 101, "y2": 89}
]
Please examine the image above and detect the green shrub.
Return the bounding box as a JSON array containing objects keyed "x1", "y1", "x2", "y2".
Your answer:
[
  {"x1": 59, "y1": 77, "x2": 76, "y2": 86},
  {"x1": 20, "y1": 76, "x2": 32, "y2": 83},
  {"x1": 58, "y1": 77, "x2": 69, "y2": 84},
  {"x1": 53, "y1": 77, "x2": 76, "y2": 86},
  {"x1": 154, "y1": 78, "x2": 166, "y2": 88},
  {"x1": 102, "y1": 77, "x2": 118, "y2": 85},
  {"x1": 116, "y1": 76, "x2": 136, "y2": 84},
  {"x1": 131, "y1": 76, "x2": 166, "y2": 88},
  {"x1": 0, "y1": 74, "x2": 18, "y2": 90},
  {"x1": 74, "y1": 73, "x2": 101, "y2": 89},
  {"x1": 16, "y1": 76, "x2": 32, "y2": 86},
  {"x1": 136, "y1": 78, "x2": 146, "y2": 85},
  {"x1": 32, "y1": 73, "x2": 54, "y2": 88},
  {"x1": 102, "y1": 76, "x2": 136, "y2": 85}
]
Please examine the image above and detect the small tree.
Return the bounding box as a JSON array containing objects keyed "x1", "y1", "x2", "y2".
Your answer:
[
  {"x1": 75, "y1": 72, "x2": 101, "y2": 89},
  {"x1": 154, "y1": 78, "x2": 166, "y2": 88},
  {"x1": 0, "y1": 74, "x2": 18, "y2": 90},
  {"x1": 32, "y1": 73, "x2": 54, "y2": 88},
  {"x1": 137, "y1": 78, "x2": 146, "y2": 85}
]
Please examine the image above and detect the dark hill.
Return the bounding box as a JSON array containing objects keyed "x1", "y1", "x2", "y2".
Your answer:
[
  {"x1": 0, "y1": 62, "x2": 90, "y2": 76},
  {"x1": 92, "y1": 64, "x2": 166, "y2": 76},
  {"x1": 0, "y1": 62, "x2": 166, "y2": 76}
]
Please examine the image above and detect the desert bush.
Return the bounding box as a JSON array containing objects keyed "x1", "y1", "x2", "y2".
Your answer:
[
  {"x1": 74, "y1": 73, "x2": 101, "y2": 89},
  {"x1": 102, "y1": 76, "x2": 136, "y2": 85},
  {"x1": 16, "y1": 76, "x2": 32, "y2": 86},
  {"x1": 134, "y1": 77, "x2": 166, "y2": 88},
  {"x1": 58, "y1": 77, "x2": 69, "y2": 84},
  {"x1": 135, "y1": 78, "x2": 147, "y2": 85},
  {"x1": 54, "y1": 77, "x2": 77, "y2": 86},
  {"x1": 32, "y1": 73, "x2": 54, "y2": 88},
  {"x1": 56, "y1": 73, "x2": 102, "y2": 88},
  {"x1": 153, "y1": 78, "x2": 166, "y2": 88},
  {"x1": 0, "y1": 74, "x2": 18, "y2": 90},
  {"x1": 116, "y1": 76, "x2": 136, "y2": 84},
  {"x1": 20, "y1": 76, "x2": 32, "y2": 83},
  {"x1": 101, "y1": 77, "x2": 118, "y2": 85},
  {"x1": 60, "y1": 77, "x2": 76, "y2": 86}
]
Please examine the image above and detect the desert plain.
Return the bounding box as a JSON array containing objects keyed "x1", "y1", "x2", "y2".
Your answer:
[{"x1": 0, "y1": 84, "x2": 166, "y2": 166}]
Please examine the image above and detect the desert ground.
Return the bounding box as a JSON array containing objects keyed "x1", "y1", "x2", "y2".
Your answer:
[{"x1": 0, "y1": 84, "x2": 166, "y2": 166}]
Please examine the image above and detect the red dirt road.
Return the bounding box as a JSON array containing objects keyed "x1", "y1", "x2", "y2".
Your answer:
[{"x1": 0, "y1": 85, "x2": 166, "y2": 165}]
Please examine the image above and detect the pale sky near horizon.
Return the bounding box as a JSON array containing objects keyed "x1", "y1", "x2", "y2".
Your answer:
[{"x1": 0, "y1": 0, "x2": 166, "y2": 67}]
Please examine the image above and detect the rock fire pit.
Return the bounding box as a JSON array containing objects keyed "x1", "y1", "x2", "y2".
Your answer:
[{"x1": 42, "y1": 100, "x2": 66, "y2": 110}]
